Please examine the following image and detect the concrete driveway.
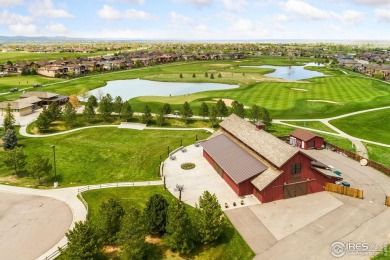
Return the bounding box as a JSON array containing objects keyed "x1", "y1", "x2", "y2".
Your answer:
[
  {"x1": 163, "y1": 144, "x2": 260, "y2": 210},
  {"x1": 0, "y1": 192, "x2": 72, "y2": 260},
  {"x1": 226, "y1": 149, "x2": 390, "y2": 259}
]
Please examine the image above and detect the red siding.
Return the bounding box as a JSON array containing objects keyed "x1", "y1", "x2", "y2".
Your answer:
[
  {"x1": 222, "y1": 171, "x2": 240, "y2": 195},
  {"x1": 297, "y1": 136, "x2": 324, "y2": 150}
]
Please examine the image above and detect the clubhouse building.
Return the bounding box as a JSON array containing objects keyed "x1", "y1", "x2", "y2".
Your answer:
[{"x1": 201, "y1": 114, "x2": 341, "y2": 203}]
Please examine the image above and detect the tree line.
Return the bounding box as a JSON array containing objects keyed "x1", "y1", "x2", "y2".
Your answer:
[{"x1": 60, "y1": 191, "x2": 225, "y2": 259}]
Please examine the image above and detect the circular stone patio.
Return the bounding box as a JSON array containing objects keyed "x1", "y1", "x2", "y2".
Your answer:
[
  {"x1": 163, "y1": 144, "x2": 260, "y2": 210},
  {"x1": 0, "y1": 192, "x2": 73, "y2": 260}
]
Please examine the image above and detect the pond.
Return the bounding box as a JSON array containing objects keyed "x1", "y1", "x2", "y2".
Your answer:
[
  {"x1": 88, "y1": 79, "x2": 238, "y2": 100},
  {"x1": 241, "y1": 62, "x2": 325, "y2": 80}
]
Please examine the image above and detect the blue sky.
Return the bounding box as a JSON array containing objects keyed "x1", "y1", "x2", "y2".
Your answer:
[{"x1": 0, "y1": 0, "x2": 389, "y2": 40}]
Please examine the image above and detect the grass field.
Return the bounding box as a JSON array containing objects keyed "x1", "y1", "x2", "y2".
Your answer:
[
  {"x1": 82, "y1": 186, "x2": 254, "y2": 260},
  {"x1": 330, "y1": 109, "x2": 390, "y2": 144},
  {"x1": 0, "y1": 75, "x2": 60, "y2": 93},
  {"x1": 0, "y1": 128, "x2": 211, "y2": 187},
  {"x1": 1, "y1": 58, "x2": 389, "y2": 120},
  {"x1": 364, "y1": 143, "x2": 390, "y2": 168},
  {"x1": 279, "y1": 121, "x2": 338, "y2": 133}
]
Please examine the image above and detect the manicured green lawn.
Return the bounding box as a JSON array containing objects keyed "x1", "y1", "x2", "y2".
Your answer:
[
  {"x1": 280, "y1": 121, "x2": 338, "y2": 133},
  {"x1": 330, "y1": 109, "x2": 390, "y2": 144},
  {"x1": 0, "y1": 128, "x2": 211, "y2": 187},
  {"x1": 364, "y1": 143, "x2": 390, "y2": 168},
  {"x1": 82, "y1": 186, "x2": 254, "y2": 260},
  {"x1": 0, "y1": 75, "x2": 61, "y2": 93}
]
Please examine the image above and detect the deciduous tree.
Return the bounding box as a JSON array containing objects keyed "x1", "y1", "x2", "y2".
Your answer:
[
  {"x1": 87, "y1": 95, "x2": 98, "y2": 107},
  {"x1": 2, "y1": 147, "x2": 27, "y2": 176},
  {"x1": 83, "y1": 102, "x2": 95, "y2": 122},
  {"x1": 209, "y1": 106, "x2": 218, "y2": 127},
  {"x1": 216, "y1": 99, "x2": 228, "y2": 119},
  {"x1": 113, "y1": 96, "x2": 123, "y2": 116},
  {"x1": 141, "y1": 105, "x2": 152, "y2": 124},
  {"x1": 195, "y1": 191, "x2": 224, "y2": 244},
  {"x1": 250, "y1": 105, "x2": 261, "y2": 123},
  {"x1": 121, "y1": 101, "x2": 133, "y2": 122},
  {"x1": 261, "y1": 107, "x2": 272, "y2": 130},
  {"x1": 98, "y1": 95, "x2": 113, "y2": 122},
  {"x1": 198, "y1": 102, "x2": 209, "y2": 120},
  {"x1": 47, "y1": 102, "x2": 62, "y2": 121},
  {"x1": 231, "y1": 101, "x2": 245, "y2": 118},
  {"x1": 144, "y1": 194, "x2": 169, "y2": 236},
  {"x1": 28, "y1": 153, "x2": 52, "y2": 184},
  {"x1": 181, "y1": 101, "x2": 193, "y2": 124},
  {"x1": 162, "y1": 103, "x2": 171, "y2": 115},
  {"x1": 78, "y1": 88, "x2": 90, "y2": 102},
  {"x1": 69, "y1": 94, "x2": 80, "y2": 108}
]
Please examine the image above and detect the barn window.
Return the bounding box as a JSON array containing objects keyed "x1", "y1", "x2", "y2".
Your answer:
[{"x1": 291, "y1": 163, "x2": 301, "y2": 174}]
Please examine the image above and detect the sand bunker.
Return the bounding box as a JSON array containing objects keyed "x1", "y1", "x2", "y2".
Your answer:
[
  {"x1": 291, "y1": 88, "x2": 308, "y2": 91},
  {"x1": 307, "y1": 100, "x2": 340, "y2": 104},
  {"x1": 209, "y1": 98, "x2": 250, "y2": 108}
]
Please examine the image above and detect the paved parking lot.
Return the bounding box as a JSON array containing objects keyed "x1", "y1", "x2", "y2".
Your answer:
[{"x1": 0, "y1": 192, "x2": 72, "y2": 260}]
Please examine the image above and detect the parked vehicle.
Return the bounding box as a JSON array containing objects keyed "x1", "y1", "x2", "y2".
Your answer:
[
  {"x1": 341, "y1": 181, "x2": 350, "y2": 187},
  {"x1": 33, "y1": 84, "x2": 42, "y2": 88},
  {"x1": 10, "y1": 88, "x2": 18, "y2": 92}
]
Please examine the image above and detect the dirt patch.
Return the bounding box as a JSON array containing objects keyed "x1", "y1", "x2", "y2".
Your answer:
[
  {"x1": 0, "y1": 175, "x2": 20, "y2": 184},
  {"x1": 291, "y1": 88, "x2": 308, "y2": 91},
  {"x1": 307, "y1": 100, "x2": 340, "y2": 104},
  {"x1": 145, "y1": 236, "x2": 184, "y2": 259},
  {"x1": 145, "y1": 236, "x2": 163, "y2": 245},
  {"x1": 103, "y1": 246, "x2": 121, "y2": 259}
]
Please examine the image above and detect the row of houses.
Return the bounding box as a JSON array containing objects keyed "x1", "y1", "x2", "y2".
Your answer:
[
  {"x1": 338, "y1": 58, "x2": 390, "y2": 80},
  {"x1": 0, "y1": 51, "x2": 245, "y2": 78},
  {"x1": 0, "y1": 92, "x2": 68, "y2": 116}
]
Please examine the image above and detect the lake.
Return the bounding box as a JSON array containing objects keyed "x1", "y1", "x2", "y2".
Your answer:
[
  {"x1": 241, "y1": 62, "x2": 325, "y2": 80},
  {"x1": 88, "y1": 79, "x2": 238, "y2": 100}
]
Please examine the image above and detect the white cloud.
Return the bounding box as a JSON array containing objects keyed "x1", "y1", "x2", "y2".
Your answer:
[
  {"x1": 170, "y1": 11, "x2": 193, "y2": 24},
  {"x1": 375, "y1": 9, "x2": 390, "y2": 23},
  {"x1": 174, "y1": 0, "x2": 213, "y2": 7},
  {"x1": 220, "y1": 0, "x2": 246, "y2": 11},
  {"x1": 332, "y1": 10, "x2": 364, "y2": 24},
  {"x1": 9, "y1": 23, "x2": 39, "y2": 35},
  {"x1": 46, "y1": 23, "x2": 67, "y2": 34},
  {"x1": 275, "y1": 14, "x2": 290, "y2": 22},
  {"x1": 109, "y1": 0, "x2": 145, "y2": 4},
  {"x1": 29, "y1": 0, "x2": 73, "y2": 18},
  {"x1": 193, "y1": 24, "x2": 209, "y2": 33},
  {"x1": 0, "y1": 10, "x2": 33, "y2": 25},
  {"x1": 0, "y1": 0, "x2": 23, "y2": 7},
  {"x1": 98, "y1": 5, "x2": 153, "y2": 20},
  {"x1": 232, "y1": 18, "x2": 253, "y2": 32},
  {"x1": 283, "y1": 0, "x2": 329, "y2": 20},
  {"x1": 352, "y1": 0, "x2": 390, "y2": 7}
]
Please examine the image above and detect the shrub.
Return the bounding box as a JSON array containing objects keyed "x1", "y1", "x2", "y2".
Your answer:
[{"x1": 181, "y1": 163, "x2": 195, "y2": 170}]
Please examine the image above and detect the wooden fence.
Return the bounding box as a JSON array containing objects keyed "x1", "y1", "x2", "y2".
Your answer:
[
  {"x1": 386, "y1": 196, "x2": 390, "y2": 207},
  {"x1": 325, "y1": 182, "x2": 364, "y2": 199},
  {"x1": 325, "y1": 142, "x2": 390, "y2": 176}
]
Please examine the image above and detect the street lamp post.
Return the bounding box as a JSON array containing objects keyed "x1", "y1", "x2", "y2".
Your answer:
[{"x1": 51, "y1": 145, "x2": 58, "y2": 188}]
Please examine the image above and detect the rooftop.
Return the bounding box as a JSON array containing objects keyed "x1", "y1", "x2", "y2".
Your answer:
[{"x1": 290, "y1": 129, "x2": 322, "y2": 142}]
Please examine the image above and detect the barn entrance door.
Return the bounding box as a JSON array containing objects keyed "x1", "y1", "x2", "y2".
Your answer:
[
  {"x1": 284, "y1": 182, "x2": 308, "y2": 199},
  {"x1": 307, "y1": 140, "x2": 315, "y2": 149}
]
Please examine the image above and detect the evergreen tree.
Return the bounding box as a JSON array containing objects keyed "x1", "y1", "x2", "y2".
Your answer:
[
  {"x1": 113, "y1": 96, "x2": 123, "y2": 116},
  {"x1": 261, "y1": 107, "x2": 272, "y2": 130},
  {"x1": 192, "y1": 73, "x2": 196, "y2": 78},
  {"x1": 141, "y1": 105, "x2": 152, "y2": 124},
  {"x1": 98, "y1": 95, "x2": 113, "y2": 122},
  {"x1": 179, "y1": 73, "x2": 183, "y2": 78},
  {"x1": 3, "y1": 103, "x2": 15, "y2": 131},
  {"x1": 218, "y1": 72, "x2": 222, "y2": 78},
  {"x1": 2, "y1": 147, "x2": 27, "y2": 176},
  {"x1": 98, "y1": 198, "x2": 125, "y2": 244},
  {"x1": 250, "y1": 105, "x2": 261, "y2": 123},
  {"x1": 165, "y1": 200, "x2": 195, "y2": 254},
  {"x1": 83, "y1": 102, "x2": 95, "y2": 122},
  {"x1": 2, "y1": 129, "x2": 18, "y2": 150},
  {"x1": 231, "y1": 101, "x2": 245, "y2": 118},
  {"x1": 36, "y1": 110, "x2": 52, "y2": 133},
  {"x1": 210, "y1": 73, "x2": 214, "y2": 79},
  {"x1": 216, "y1": 99, "x2": 228, "y2": 119},
  {"x1": 62, "y1": 102, "x2": 77, "y2": 127},
  {"x1": 162, "y1": 103, "x2": 171, "y2": 115},
  {"x1": 195, "y1": 191, "x2": 224, "y2": 244},
  {"x1": 198, "y1": 102, "x2": 209, "y2": 120},
  {"x1": 204, "y1": 72, "x2": 208, "y2": 78},
  {"x1": 144, "y1": 194, "x2": 169, "y2": 236},
  {"x1": 59, "y1": 221, "x2": 101, "y2": 260},
  {"x1": 121, "y1": 101, "x2": 133, "y2": 122},
  {"x1": 181, "y1": 101, "x2": 193, "y2": 124},
  {"x1": 209, "y1": 106, "x2": 218, "y2": 127},
  {"x1": 47, "y1": 102, "x2": 62, "y2": 121},
  {"x1": 119, "y1": 207, "x2": 146, "y2": 260},
  {"x1": 87, "y1": 95, "x2": 98, "y2": 107},
  {"x1": 156, "y1": 107, "x2": 165, "y2": 127},
  {"x1": 28, "y1": 153, "x2": 52, "y2": 184}
]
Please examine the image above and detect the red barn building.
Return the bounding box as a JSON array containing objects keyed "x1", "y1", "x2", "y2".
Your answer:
[
  {"x1": 289, "y1": 129, "x2": 324, "y2": 150},
  {"x1": 202, "y1": 114, "x2": 340, "y2": 203}
]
